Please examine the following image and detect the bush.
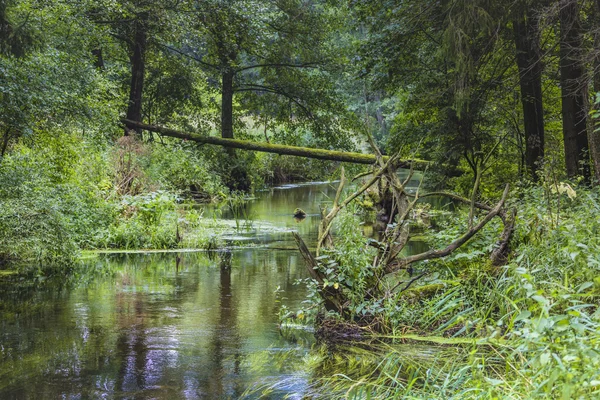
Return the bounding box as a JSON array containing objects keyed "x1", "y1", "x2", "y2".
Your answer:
[
  {"x1": 0, "y1": 198, "x2": 78, "y2": 270},
  {"x1": 145, "y1": 140, "x2": 227, "y2": 200},
  {"x1": 93, "y1": 191, "x2": 213, "y2": 250},
  {"x1": 0, "y1": 131, "x2": 113, "y2": 270}
]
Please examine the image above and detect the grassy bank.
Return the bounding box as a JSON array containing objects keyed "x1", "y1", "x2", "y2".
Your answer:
[
  {"x1": 0, "y1": 128, "x2": 319, "y2": 273},
  {"x1": 278, "y1": 182, "x2": 600, "y2": 399}
]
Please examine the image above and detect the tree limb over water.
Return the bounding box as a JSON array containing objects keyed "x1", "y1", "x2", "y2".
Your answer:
[{"x1": 122, "y1": 119, "x2": 429, "y2": 167}]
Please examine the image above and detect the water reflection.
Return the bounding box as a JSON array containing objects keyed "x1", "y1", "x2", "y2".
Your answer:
[
  {"x1": 0, "y1": 250, "x2": 312, "y2": 399},
  {"x1": 0, "y1": 178, "x2": 453, "y2": 399}
]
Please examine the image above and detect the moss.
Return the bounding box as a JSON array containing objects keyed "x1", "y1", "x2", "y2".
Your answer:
[{"x1": 123, "y1": 119, "x2": 430, "y2": 168}]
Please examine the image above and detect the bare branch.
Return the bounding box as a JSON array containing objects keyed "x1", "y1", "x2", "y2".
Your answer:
[
  {"x1": 413, "y1": 191, "x2": 507, "y2": 222},
  {"x1": 160, "y1": 44, "x2": 219, "y2": 70},
  {"x1": 317, "y1": 167, "x2": 347, "y2": 253},
  {"x1": 385, "y1": 184, "x2": 510, "y2": 273},
  {"x1": 235, "y1": 84, "x2": 315, "y2": 119}
]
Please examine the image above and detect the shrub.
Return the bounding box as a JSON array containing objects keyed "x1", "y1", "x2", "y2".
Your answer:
[{"x1": 0, "y1": 131, "x2": 113, "y2": 270}]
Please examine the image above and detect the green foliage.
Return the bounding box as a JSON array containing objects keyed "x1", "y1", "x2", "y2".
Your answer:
[
  {"x1": 0, "y1": 197, "x2": 79, "y2": 270},
  {"x1": 96, "y1": 191, "x2": 179, "y2": 250},
  {"x1": 177, "y1": 0, "x2": 356, "y2": 146},
  {"x1": 146, "y1": 140, "x2": 227, "y2": 200},
  {"x1": 323, "y1": 212, "x2": 379, "y2": 315},
  {"x1": 0, "y1": 126, "x2": 229, "y2": 267},
  {"x1": 1, "y1": 0, "x2": 600, "y2": 397},
  {"x1": 294, "y1": 211, "x2": 381, "y2": 321},
  {"x1": 300, "y1": 184, "x2": 600, "y2": 398},
  {"x1": 0, "y1": 133, "x2": 113, "y2": 269},
  {"x1": 0, "y1": 0, "x2": 122, "y2": 154}
]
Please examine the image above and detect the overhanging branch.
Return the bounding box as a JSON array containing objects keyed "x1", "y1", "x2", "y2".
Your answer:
[
  {"x1": 235, "y1": 62, "x2": 320, "y2": 73},
  {"x1": 235, "y1": 84, "x2": 314, "y2": 118}
]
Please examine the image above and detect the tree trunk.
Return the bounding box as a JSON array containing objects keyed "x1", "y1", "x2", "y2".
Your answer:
[
  {"x1": 590, "y1": 0, "x2": 600, "y2": 184},
  {"x1": 122, "y1": 119, "x2": 430, "y2": 168},
  {"x1": 221, "y1": 69, "x2": 235, "y2": 139},
  {"x1": 373, "y1": 92, "x2": 387, "y2": 134},
  {"x1": 559, "y1": 0, "x2": 590, "y2": 180},
  {"x1": 0, "y1": 128, "x2": 11, "y2": 159},
  {"x1": 513, "y1": 8, "x2": 545, "y2": 180},
  {"x1": 125, "y1": 19, "x2": 147, "y2": 136},
  {"x1": 91, "y1": 48, "x2": 104, "y2": 69}
]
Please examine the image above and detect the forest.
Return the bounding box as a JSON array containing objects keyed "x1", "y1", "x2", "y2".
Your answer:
[{"x1": 2, "y1": 0, "x2": 600, "y2": 398}]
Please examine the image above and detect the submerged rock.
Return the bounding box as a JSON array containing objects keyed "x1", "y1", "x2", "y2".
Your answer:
[{"x1": 293, "y1": 208, "x2": 307, "y2": 219}]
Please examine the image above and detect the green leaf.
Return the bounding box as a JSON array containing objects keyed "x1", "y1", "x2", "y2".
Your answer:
[
  {"x1": 514, "y1": 310, "x2": 531, "y2": 322},
  {"x1": 540, "y1": 352, "x2": 551, "y2": 366}
]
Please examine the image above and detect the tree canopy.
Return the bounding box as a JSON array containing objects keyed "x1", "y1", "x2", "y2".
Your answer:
[{"x1": 3, "y1": 0, "x2": 600, "y2": 185}]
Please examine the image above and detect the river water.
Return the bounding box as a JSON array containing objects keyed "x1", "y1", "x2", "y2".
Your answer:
[{"x1": 0, "y1": 179, "x2": 447, "y2": 399}]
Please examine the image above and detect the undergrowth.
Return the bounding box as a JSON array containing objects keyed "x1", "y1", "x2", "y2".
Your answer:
[
  {"x1": 282, "y1": 182, "x2": 600, "y2": 399},
  {"x1": 0, "y1": 130, "x2": 235, "y2": 271}
]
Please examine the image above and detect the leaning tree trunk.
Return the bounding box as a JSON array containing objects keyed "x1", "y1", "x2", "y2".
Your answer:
[
  {"x1": 121, "y1": 119, "x2": 429, "y2": 168},
  {"x1": 559, "y1": 0, "x2": 590, "y2": 180},
  {"x1": 125, "y1": 18, "x2": 147, "y2": 136},
  {"x1": 513, "y1": 6, "x2": 545, "y2": 180}
]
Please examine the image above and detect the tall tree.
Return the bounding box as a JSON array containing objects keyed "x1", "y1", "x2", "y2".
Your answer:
[
  {"x1": 0, "y1": 0, "x2": 110, "y2": 159},
  {"x1": 513, "y1": 0, "x2": 545, "y2": 180},
  {"x1": 0, "y1": 0, "x2": 33, "y2": 58},
  {"x1": 589, "y1": 0, "x2": 600, "y2": 183},
  {"x1": 558, "y1": 0, "x2": 590, "y2": 180},
  {"x1": 88, "y1": 0, "x2": 191, "y2": 135},
  {"x1": 0, "y1": 0, "x2": 34, "y2": 156},
  {"x1": 176, "y1": 0, "x2": 344, "y2": 142},
  {"x1": 353, "y1": 0, "x2": 517, "y2": 189},
  {"x1": 125, "y1": 13, "x2": 148, "y2": 135}
]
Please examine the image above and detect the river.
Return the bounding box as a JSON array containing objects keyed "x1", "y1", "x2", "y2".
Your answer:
[{"x1": 0, "y1": 179, "x2": 449, "y2": 399}]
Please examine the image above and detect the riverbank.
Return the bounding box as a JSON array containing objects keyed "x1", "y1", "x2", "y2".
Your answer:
[
  {"x1": 0, "y1": 181, "x2": 343, "y2": 398},
  {"x1": 275, "y1": 183, "x2": 600, "y2": 399}
]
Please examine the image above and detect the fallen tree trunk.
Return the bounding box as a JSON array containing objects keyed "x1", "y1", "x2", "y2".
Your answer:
[{"x1": 122, "y1": 119, "x2": 428, "y2": 168}]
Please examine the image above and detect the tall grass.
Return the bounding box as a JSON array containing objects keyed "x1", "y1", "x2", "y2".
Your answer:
[{"x1": 281, "y1": 183, "x2": 600, "y2": 399}]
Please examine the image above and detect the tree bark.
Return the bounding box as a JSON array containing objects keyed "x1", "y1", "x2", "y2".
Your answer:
[
  {"x1": 221, "y1": 69, "x2": 235, "y2": 139},
  {"x1": 513, "y1": 7, "x2": 545, "y2": 180},
  {"x1": 91, "y1": 48, "x2": 104, "y2": 69},
  {"x1": 122, "y1": 119, "x2": 429, "y2": 168},
  {"x1": 125, "y1": 18, "x2": 147, "y2": 136},
  {"x1": 293, "y1": 232, "x2": 344, "y2": 313},
  {"x1": 0, "y1": 128, "x2": 11, "y2": 158},
  {"x1": 590, "y1": 0, "x2": 600, "y2": 184},
  {"x1": 559, "y1": 0, "x2": 590, "y2": 180}
]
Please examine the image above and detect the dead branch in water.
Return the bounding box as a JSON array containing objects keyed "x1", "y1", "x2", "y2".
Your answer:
[{"x1": 292, "y1": 154, "x2": 513, "y2": 316}]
